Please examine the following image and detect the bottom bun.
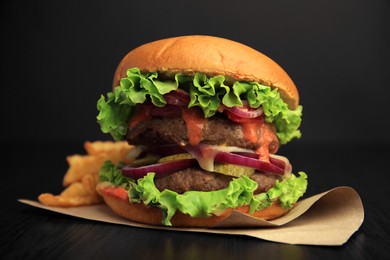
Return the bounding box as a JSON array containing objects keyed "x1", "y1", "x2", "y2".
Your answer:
[{"x1": 97, "y1": 184, "x2": 289, "y2": 227}]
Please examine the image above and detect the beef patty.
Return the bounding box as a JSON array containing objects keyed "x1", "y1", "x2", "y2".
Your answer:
[
  {"x1": 127, "y1": 116, "x2": 260, "y2": 150},
  {"x1": 154, "y1": 168, "x2": 281, "y2": 194}
]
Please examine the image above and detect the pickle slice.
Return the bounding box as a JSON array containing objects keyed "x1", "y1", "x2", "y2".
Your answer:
[
  {"x1": 129, "y1": 155, "x2": 161, "y2": 167},
  {"x1": 213, "y1": 163, "x2": 255, "y2": 177},
  {"x1": 158, "y1": 153, "x2": 254, "y2": 178},
  {"x1": 158, "y1": 153, "x2": 193, "y2": 162}
]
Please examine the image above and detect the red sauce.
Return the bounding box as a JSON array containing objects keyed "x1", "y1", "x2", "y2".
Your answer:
[
  {"x1": 103, "y1": 186, "x2": 128, "y2": 201},
  {"x1": 241, "y1": 118, "x2": 262, "y2": 144},
  {"x1": 240, "y1": 118, "x2": 279, "y2": 162},
  {"x1": 181, "y1": 108, "x2": 205, "y2": 146},
  {"x1": 255, "y1": 124, "x2": 270, "y2": 162},
  {"x1": 128, "y1": 105, "x2": 152, "y2": 129}
]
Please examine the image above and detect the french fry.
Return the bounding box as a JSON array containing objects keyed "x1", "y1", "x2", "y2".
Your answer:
[
  {"x1": 84, "y1": 141, "x2": 133, "y2": 156},
  {"x1": 38, "y1": 174, "x2": 102, "y2": 207},
  {"x1": 38, "y1": 141, "x2": 137, "y2": 207},
  {"x1": 80, "y1": 171, "x2": 100, "y2": 195},
  {"x1": 63, "y1": 154, "x2": 106, "y2": 186},
  {"x1": 63, "y1": 141, "x2": 135, "y2": 186}
]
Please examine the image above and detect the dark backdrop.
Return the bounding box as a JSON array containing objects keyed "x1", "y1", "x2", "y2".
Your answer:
[
  {"x1": 2, "y1": 1, "x2": 390, "y2": 256},
  {"x1": 1, "y1": 0, "x2": 389, "y2": 146}
]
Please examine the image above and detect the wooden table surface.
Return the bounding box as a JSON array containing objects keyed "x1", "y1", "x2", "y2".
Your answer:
[{"x1": 1, "y1": 142, "x2": 389, "y2": 259}]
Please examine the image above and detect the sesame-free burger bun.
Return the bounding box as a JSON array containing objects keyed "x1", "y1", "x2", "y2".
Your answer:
[
  {"x1": 96, "y1": 184, "x2": 289, "y2": 228},
  {"x1": 113, "y1": 35, "x2": 299, "y2": 109}
]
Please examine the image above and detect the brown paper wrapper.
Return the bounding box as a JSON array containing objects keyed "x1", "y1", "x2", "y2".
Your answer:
[{"x1": 19, "y1": 186, "x2": 364, "y2": 246}]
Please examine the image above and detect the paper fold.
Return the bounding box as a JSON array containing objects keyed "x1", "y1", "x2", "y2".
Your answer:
[{"x1": 19, "y1": 186, "x2": 364, "y2": 246}]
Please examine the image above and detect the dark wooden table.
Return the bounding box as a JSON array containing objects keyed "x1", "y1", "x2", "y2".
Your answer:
[{"x1": 1, "y1": 142, "x2": 389, "y2": 259}]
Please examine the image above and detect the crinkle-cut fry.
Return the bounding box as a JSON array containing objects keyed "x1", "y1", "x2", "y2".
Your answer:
[
  {"x1": 84, "y1": 141, "x2": 134, "y2": 158},
  {"x1": 38, "y1": 174, "x2": 102, "y2": 207},
  {"x1": 63, "y1": 154, "x2": 106, "y2": 186},
  {"x1": 40, "y1": 141, "x2": 137, "y2": 207},
  {"x1": 80, "y1": 172, "x2": 100, "y2": 195},
  {"x1": 63, "y1": 141, "x2": 136, "y2": 186}
]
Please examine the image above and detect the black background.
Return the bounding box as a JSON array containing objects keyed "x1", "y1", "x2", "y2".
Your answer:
[
  {"x1": 2, "y1": 0, "x2": 389, "y2": 146},
  {"x1": 2, "y1": 0, "x2": 390, "y2": 259}
]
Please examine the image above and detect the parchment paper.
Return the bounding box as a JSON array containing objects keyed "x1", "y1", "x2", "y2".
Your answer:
[{"x1": 19, "y1": 186, "x2": 364, "y2": 246}]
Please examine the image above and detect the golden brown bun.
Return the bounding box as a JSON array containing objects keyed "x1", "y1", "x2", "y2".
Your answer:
[
  {"x1": 96, "y1": 184, "x2": 289, "y2": 228},
  {"x1": 113, "y1": 35, "x2": 299, "y2": 109}
]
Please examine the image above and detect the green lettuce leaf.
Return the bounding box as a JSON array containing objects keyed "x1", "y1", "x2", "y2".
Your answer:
[
  {"x1": 268, "y1": 171, "x2": 308, "y2": 209},
  {"x1": 251, "y1": 171, "x2": 308, "y2": 212},
  {"x1": 96, "y1": 91, "x2": 133, "y2": 141},
  {"x1": 99, "y1": 161, "x2": 132, "y2": 188},
  {"x1": 97, "y1": 68, "x2": 302, "y2": 144}
]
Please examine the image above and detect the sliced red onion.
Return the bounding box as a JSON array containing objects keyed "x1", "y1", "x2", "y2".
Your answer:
[
  {"x1": 174, "y1": 89, "x2": 190, "y2": 101},
  {"x1": 150, "y1": 105, "x2": 182, "y2": 117},
  {"x1": 214, "y1": 152, "x2": 284, "y2": 175},
  {"x1": 269, "y1": 154, "x2": 292, "y2": 175},
  {"x1": 220, "y1": 100, "x2": 263, "y2": 119},
  {"x1": 122, "y1": 158, "x2": 197, "y2": 179},
  {"x1": 233, "y1": 151, "x2": 291, "y2": 174},
  {"x1": 164, "y1": 89, "x2": 190, "y2": 107},
  {"x1": 269, "y1": 157, "x2": 285, "y2": 170},
  {"x1": 184, "y1": 144, "x2": 285, "y2": 175},
  {"x1": 225, "y1": 106, "x2": 263, "y2": 119},
  {"x1": 126, "y1": 144, "x2": 289, "y2": 179},
  {"x1": 184, "y1": 145, "x2": 255, "y2": 171},
  {"x1": 148, "y1": 90, "x2": 190, "y2": 117}
]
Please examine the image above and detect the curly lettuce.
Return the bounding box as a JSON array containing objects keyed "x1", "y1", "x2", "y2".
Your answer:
[
  {"x1": 99, "y1": 161, "x2": 131, "y2": 188},
  {"x1": 97, "y1": 68, "x2": 302, "y2": 144},
  {"x1": 99, "y1": 161, "x2": 307, "y2": 226}
]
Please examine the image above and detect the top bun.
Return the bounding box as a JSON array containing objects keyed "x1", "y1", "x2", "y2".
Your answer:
[{"x1": 113, "y1": 35, "x2": 299, "y2": 109}]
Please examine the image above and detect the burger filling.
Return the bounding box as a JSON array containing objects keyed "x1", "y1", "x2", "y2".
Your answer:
[
  {"x1": 127, "y1": 113, "x2": 278, "y2": 154},
  {"x1": 99, "y1": 162, "x2": 307, "y2": 226},
  {"x1": 96, "y1": 67, "x2": 307, "y2": 226},
  {"x1": 97, "y1": 68, "x2": 303, "y2": 144}
]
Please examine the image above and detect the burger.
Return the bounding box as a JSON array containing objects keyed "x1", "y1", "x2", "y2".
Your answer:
[{"x1": 95, "y1": 35, "x2": 307, "y2": 227}]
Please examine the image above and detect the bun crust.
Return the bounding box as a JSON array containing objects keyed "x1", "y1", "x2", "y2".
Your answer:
[
  {"x1": 97, "y1": 184, "x2": 289, "y2": 228},
  {"x1": 113, "y1": 35, "x2": 299, "y2": 109}
]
